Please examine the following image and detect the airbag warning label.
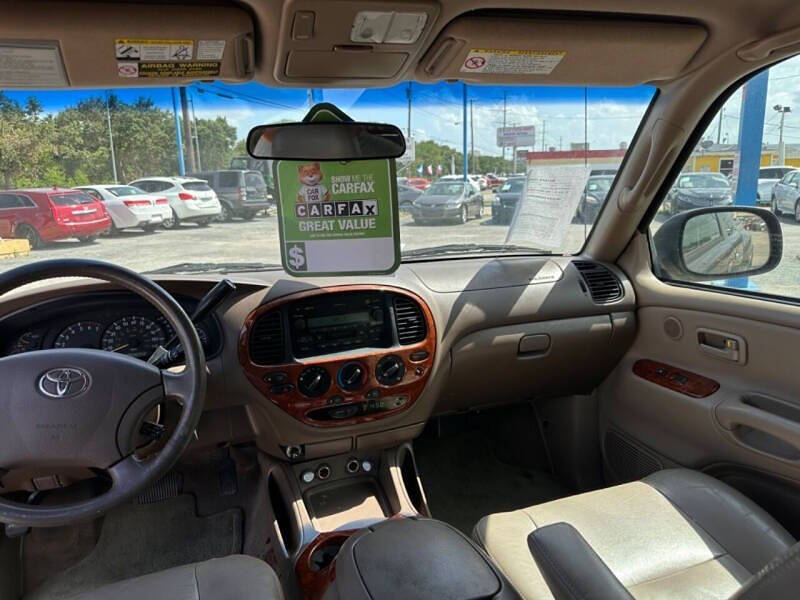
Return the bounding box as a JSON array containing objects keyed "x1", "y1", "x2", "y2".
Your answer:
[
  {"x1": 118, "y1": 61, "x2": 221, "y2": 78},
  {"x1": 460, "y1": 49, "x2": 565, "y2": 75}
]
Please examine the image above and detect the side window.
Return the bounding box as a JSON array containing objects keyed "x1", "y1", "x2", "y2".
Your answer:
[
  {"x1": 133, "y1": 181, "x2": 150, "y2": 192},
  {"x1": 650, "y1": 54, "x2": 800, "y2": 300},
  {"x1": 0, "y1": 194, "x2": 19, "y2": 209},
  {"x1": 218, "y1": 172, "x2": 239, "y2": 187}
]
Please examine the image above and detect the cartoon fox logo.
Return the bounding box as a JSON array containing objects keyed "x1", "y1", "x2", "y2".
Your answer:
[{"x1": 297, "y1": 162, "x2": 330, "y2": 203}]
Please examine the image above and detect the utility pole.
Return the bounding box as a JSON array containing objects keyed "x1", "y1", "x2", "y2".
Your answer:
[
  {"x1": 462, "y1": 83, "x2": 468, "y2": 181},
  {"x1": 171, "y1": 88, "x2": 186, "y2": 176},
  {"x1": 406, "y1": 82, "x2": 412, "y2": 140},
  {"x1": 716, "y1": 107, "x2": 725, "y2": 144},
  {"x1": 470, "y1": 100, "x2": 476, "y2": 174},
  {"x1": 559, "y1": 136, "x2": 563, "y2": 151},
  {"x1": 774, "y1": 104, "x2": 792, "y2": 165},
  {"x1": 189, "y1": 94, "x2": 202, "y2": 171},
  {"x1": 541, "y1": 121, "x2": 546, "y2": 152},
  {"x1": 502, "y1": 90, "x2": 507, "y2": 165},
  {"x1": 105, "y1": 91, "x2": 118, "y2": 184},
  {"x1": 179, "y1": 87, "x2": 196, "y2": 173}
]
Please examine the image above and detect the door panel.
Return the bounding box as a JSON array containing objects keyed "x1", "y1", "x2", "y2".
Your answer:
[{"x1": 602, "y1": 234, "x2": 800, "y2": 489}]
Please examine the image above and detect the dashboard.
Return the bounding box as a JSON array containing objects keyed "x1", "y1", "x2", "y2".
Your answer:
[{"x1": 0, "y1": 292, "x2": 222, "y2": 362}]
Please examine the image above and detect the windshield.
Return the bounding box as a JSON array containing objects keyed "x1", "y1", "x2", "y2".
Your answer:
[
  {"x1": 425, "y1": 182, "x2": 464, "y2": 196},
  {"x1": 108, "y1": 186, "x2": 146, "y2": 197},
  {"x1": 500, "y1": 179, "x2": 524, "y2": 192},
  {"x1": 0, "y1": 81, "x2": 654, "y2": 274},
  {"x1": 678, "y1": 174, "x2": 730, "y2": 189}
]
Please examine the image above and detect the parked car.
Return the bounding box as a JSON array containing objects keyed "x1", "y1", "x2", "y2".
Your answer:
[
  {"x1": 757, "y1": 165, "x2": 795, "y2": 206},
  {"x1": 485, "y1": 173, "x2": 505, "y2": 188},
  {"x1": 664, "y1": 172, "x2": 733, "y2": 215},
  {"x1": 0, "y1": 188, "x2": 111, "y2": 249},
  {"x1": 491, "y1": 176, "x2": 525, "y2": 224},
  {"x1": 770, "y1": 168, "x2": 800, "y2": 221},
  {"x1": 577, "y1": 175, "x2": 615, "y2": 223},
  {"x1": 128, "y1": 177, "x2": 221, "y2": 228},
  {"x1": 397, "y1": 183, "x2": 423, "y2": 209},
  {"x1": 405, "y1": 177, "x2": 430, "y2": 190},
  {"x1": 411, "y1": 180, "x2": 483, "y2": 224},
  {"x1": 190, "y1": 170, "x2": 270, "y2": 221},
  {"x1": 470, "y1": 174, "x2": 488, "y2": 190},
  {"x1": 77, "y1": 185, "x2": 171, "y2": 233}
]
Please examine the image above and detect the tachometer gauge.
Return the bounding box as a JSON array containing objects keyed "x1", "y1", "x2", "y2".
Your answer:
[
  {"x1": 101, "y1": 316, "x2": 166, "y2": 359},
  {"x1": 54, "y1": 321, "x2": 103, "y2": 349},
  {"x1": 156, "y1": 315, "x2": 210, "y2": 349},
  {"x1": 10, "y1": 331, "x2": 44, "y2": 354}
]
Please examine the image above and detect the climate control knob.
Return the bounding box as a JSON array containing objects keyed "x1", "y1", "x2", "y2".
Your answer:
[
  {"x1": 338, "y1": 362, "x2": 366, "y2": 391},
  {"x1": 376, "y1": 355, "x2": 405, "y2": 386},
  {"x1": 298, "y1": 366, "x2": 331, "y2": 398}
]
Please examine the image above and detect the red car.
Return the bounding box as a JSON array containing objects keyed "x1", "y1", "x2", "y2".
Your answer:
[
  {"x1": 405, "y1": 177, "x2": 430, "y2": 190},
  {"x1": 0, "y1": 187, "x2": 112, "y2": 249},
  {"x1": 485, "y1": 173, "x2": 505, "y2": 188}
]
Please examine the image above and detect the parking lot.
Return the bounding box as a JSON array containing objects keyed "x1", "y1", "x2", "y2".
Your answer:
[{"x1": 2, "y1": 196, "x2": 799, "y2": 298}]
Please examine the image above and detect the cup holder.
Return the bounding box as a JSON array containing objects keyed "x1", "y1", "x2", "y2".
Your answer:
[{"x1": 309, "y1": 537, "x2": 347, "y2": 572}]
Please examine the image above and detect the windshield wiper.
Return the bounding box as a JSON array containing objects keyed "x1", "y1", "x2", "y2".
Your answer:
[
  {"x1": 147, "y1": 262, "x2": 283, "y2": 275},
  {"x1": 401, "y1": 243, "x2": 551, "y2": 259}
]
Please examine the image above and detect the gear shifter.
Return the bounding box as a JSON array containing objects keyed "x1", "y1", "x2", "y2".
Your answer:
[{"x1": 148, "y1": 278, "x2": 236, "y2": 366}]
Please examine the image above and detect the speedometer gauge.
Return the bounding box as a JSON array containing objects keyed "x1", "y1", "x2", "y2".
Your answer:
[
  {"x1": 54, "y1": 321, "x2": 103, "y2": 349},
  {"x1": 101, "y1": 316, "x2": 166, "y2": 359}
]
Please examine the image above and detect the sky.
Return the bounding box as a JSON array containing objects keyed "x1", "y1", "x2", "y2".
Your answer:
[
  {"x1": 5, "y1": 52, "x2": 800, "y2": 158},
  {"x1": 3, "y1": 81, "x2": 655, "y2": 158}
]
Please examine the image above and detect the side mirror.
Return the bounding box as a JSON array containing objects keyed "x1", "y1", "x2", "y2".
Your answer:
[
  {"x1": 652, "y1": 206, "x2": 782, "y2": 282},
  {"x1": 247, "y1": 122, "x2": 406, "y2": 161}
]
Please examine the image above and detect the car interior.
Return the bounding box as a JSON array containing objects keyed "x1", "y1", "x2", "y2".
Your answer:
[{"x1": 3, "y1": 1, "x2": 800, "y2": 599}]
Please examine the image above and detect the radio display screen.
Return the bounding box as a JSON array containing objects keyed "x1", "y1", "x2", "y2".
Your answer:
[{"x1": 308, "y1": 312, "x2": 370, "y2": 329}]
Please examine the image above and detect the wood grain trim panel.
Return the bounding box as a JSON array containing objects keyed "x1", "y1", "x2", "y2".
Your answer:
[
  {"x1": 238, "y1": 285, "x2": 436, "y2": 428},
  {"x1": 633, "y1": 359, "x2": 719, "y2": 398},
  {"x1": 295, "y1": 529, "x2": 356, "y2": 600}
]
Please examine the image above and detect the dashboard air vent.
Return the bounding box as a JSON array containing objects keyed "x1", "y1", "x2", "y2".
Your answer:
[
  {"x1": 394, "y1": 296, "x2": 427, "y2": 345},
  {"x1": 249, "y1": 311, "x2": 285, "y2": 365},
  {"x1": 574, "y1": 261, "x2": 623, "y2": 304}
]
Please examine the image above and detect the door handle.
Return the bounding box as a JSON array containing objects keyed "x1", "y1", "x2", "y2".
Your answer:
[{"x1": 697, "y1": 328, "x2": 747, "y2": 364}]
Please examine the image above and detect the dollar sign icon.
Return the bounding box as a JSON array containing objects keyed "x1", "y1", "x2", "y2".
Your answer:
[{"x1": 287, "y1": 243, "x2": 307, "y2": 271}]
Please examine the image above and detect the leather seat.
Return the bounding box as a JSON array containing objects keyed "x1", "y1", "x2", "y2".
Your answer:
[
  {"x1": 474, "y1": 469, "x2": 796, "y2": 599},
  {"x1": 64, "y1": 555, "x2": 283, "y2": 600}
]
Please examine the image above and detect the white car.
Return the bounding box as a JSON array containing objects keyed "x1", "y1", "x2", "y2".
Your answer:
[
  {"x1": 128, "y1": 176, "x2": 221, "y2": 228},
  {"x1": 757, "y1": 165, "x2": 795, "y2": 206},
  {"x1": 77, "y1": 185, "x2": 172, "y2": 233}
]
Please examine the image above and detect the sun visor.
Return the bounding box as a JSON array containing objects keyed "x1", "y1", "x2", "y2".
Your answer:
[
  {"x1": 418, "y1": 16, "x2": 707, "y2": 85},
  {"x1": 0, "y1": 1, "x2": 254, "y2": 88}
]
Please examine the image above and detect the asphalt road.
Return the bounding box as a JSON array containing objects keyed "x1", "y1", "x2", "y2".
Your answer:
[{"x1": 2, "y1": 197, "x2": 799, "y2": 299}]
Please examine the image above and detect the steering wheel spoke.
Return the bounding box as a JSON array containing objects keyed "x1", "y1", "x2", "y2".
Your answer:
[{"x1": 162, "y1": 368, "x2": 193, "y2": 407}]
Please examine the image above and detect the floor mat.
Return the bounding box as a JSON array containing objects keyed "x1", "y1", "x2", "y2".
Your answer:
[
  {"x1": 25, "y1": 494, "x2": 242, "y2": 599},
  {"x1": 414, "y1": 407, "x2": 570, "y2": 536}
]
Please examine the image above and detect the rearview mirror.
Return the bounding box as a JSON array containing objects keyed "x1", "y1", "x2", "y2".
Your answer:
[
  {"x1": 652, "y1": 206, "x2": 782, "y2": 282},
  {"x1": 247, "y1": 122, "x2": 406, "y2": 161}
]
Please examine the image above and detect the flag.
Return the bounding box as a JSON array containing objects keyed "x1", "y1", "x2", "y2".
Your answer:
[
  {"x1": 426, "y1": 165, "x2": 433, "y2": 175},
  {"x1": 417, "y1": 164, "x2": 423, "y2": 174},
  {"x1": 437, "y1": 164, "x2": 443, "y2": 174}
]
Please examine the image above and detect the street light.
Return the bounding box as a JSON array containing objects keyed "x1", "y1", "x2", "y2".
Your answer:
[{"x1": 773, "y1": 104, "x2": 791, "y2": 165}]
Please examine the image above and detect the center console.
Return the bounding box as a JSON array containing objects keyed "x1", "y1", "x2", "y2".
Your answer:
[{"x1": 239, "y1": 286, "x2": 436, "y2": 427}]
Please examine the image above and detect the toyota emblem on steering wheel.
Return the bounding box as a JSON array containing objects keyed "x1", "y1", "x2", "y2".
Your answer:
[{"x1": 38, "y1": 368, "x2": 91, "y2": 398}]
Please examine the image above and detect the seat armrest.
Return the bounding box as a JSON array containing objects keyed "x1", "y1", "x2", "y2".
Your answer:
[{"x1": 527, "y1": 522, "x2": 633, "y2": 600}]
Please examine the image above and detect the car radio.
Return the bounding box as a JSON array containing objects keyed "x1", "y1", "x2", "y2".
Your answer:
[{"x1": 288, "y1": 291, "x2": 392, "y2": 358}]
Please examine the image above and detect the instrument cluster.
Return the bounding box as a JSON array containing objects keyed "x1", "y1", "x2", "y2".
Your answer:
[{"x1": 1, "y1": 292, "x2": 220, "y2": 362}]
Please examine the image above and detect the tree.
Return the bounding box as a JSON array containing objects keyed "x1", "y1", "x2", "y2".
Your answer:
[
  {"x1": 0, "y1": 93, "x2": 55, "y2": 188},
  {"x1": 195, "y1": 116, "x2": 237, "y2": 171}
]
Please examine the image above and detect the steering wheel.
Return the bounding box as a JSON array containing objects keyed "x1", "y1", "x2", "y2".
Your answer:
[{"x1": 0, "y1": 259, "x2": 206, "y2": 528}]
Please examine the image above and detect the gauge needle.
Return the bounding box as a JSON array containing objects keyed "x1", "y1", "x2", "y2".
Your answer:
[{"x1": 111, "y1": 344, "x2": 130, "y2": 353}]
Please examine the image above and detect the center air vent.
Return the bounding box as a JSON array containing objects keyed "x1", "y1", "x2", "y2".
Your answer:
[
  {"x1": 393, "y1": 296, "x2": 427, "y2": 345},
  {"x1": 250, "y1": 311, "x2": 285, "y2": 365},
  {"x1": 574, "y1": 261, "x2": 623, "y2": 304}
]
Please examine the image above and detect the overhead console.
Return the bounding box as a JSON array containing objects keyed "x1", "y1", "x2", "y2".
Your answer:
[
  {"x1": 275, "y1": 0, "x2": 440, "y2": 84},
  {"x1": 239, "y1": 286, "x2": 435, "y2": 427},
  {"x1": 417, "y1": 13, "x2": 707, "y2": 85}
]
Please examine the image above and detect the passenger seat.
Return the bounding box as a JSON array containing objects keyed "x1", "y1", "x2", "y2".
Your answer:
[{"x1": 474, "y1": 469, "x2": 797, "y2": 599}]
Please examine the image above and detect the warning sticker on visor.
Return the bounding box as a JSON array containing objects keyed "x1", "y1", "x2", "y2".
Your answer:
[
  {"x1": 117, "y1": 61, "x2": 221, "y2": 78},
  {"x1": 460, "y1": 49, "x2": 566, "y2": 75}
]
